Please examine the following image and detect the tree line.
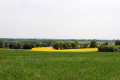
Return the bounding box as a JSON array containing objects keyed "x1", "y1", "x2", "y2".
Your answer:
[
  {"x1": 53, "y1": 39, "x2": 120, "y2": 52},
  {"x1": 1, "y1": 39, "x2": 120, "y2": 52},
  {"x1": 0, "y1": 40, "x2": 48, "y2": 49},
  {"x1": 53, "y1": 40, "x2": 97, "y2": 50},
  {"x1": 98, "y1": 40, "x2": 120, "y2": 52}
]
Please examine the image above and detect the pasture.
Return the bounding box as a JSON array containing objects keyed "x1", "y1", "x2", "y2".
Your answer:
[{"x1": 0, "y1": 50, "x2": 120, "y2": 80}]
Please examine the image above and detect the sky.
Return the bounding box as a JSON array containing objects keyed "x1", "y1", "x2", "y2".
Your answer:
[{"x1": 0, "y1": 0, "x2": 120, "y2": 39}]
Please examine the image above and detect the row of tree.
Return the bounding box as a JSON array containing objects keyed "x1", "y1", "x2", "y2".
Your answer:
[
  {"x1": 0, "y1": 40, "x2": 48, "y2": 49},
  {"x1": 1, "y1": 39, "x2": 120, "y2": 51},
  {"x1": 98, "y1": 40, "x2": 120, "y2": 52},
  {"x1": 98, "y1": 45, "x2": 120, "y2": 52},
  {"x1": 53, "y1": 40, "x2": 98, "y2": 50}
]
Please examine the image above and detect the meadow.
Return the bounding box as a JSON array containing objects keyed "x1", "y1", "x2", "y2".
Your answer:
[{"x1": 0, "y1": 50, "x2": 120, "y2": 80}]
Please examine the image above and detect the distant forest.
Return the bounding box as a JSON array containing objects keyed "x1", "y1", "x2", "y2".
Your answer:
[{"x1": 0, "y1": 38, "x2": 116, "y2": 43}]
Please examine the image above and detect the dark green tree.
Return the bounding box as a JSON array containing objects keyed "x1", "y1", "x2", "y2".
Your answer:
[
  {"x1": 14, "y1": 43, "x2": 18, "y2": 49},
  {"x1": 71, "y1": 42, "x2": 77, "y2": 49},
  {"x1": 59, "y1": 42, "x2": 63, "y2": 49},
  {"x1": 63, "y1": 42, "x2": 72, "y2": 49},
  {"x1": 104, "y1": 42, "x2": 108, "y2": 45},
  {"x1": 53, "y1": 42, "x2": 60, "y2": 50},
  {"x1": 42, "y1": 43, "x2": 48, "y2": 47},
  {"x1": 90, "y1": 40, "x2": 97, "y2": 48},
  {"x1": 14, "y1": 43, "x2": 22, "y2": 49},
  {"x1": 23, "y1": 43, "x2": 32, "y2": 49},
  {"x1": 35, "y1": 42, "x2": 42, "y2": 47},
  {"x1": 9, "y1": 43, "x2": 14, "y2": 49},
  {"x1": 5, "y1": 42, "x2": 10, "y2": 48},
  {"x1": 115, "y1": 40, "x2": 120, "y2": 45},
  {"x1": 31, "y1": 43, "x2": 35, "y2": 48},
  {"x1": 0, "y1": 40, "x2": 4, "y2": 48}
]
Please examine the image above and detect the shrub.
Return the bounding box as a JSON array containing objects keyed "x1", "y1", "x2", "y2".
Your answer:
[
  {"x1": 98, "y1": 45, "x2": 117, "y2": 52},
  {"x1": 77, "y1": 45, "x2": 80, "y2": 49}
]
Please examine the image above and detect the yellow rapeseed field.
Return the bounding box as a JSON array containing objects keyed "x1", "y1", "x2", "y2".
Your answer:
[
  {"x1": 0, "y1": 47, "x2": 98, "y2": 52},
  {"x1": 31, "y1": 47, "x2": 98, "y2": 52}
]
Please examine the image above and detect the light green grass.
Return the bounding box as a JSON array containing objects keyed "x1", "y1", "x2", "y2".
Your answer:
[
  {"x1": 62, "y1": 41, "x2": 89, "y2": 44},
  {"x1": 0, "y1": 50, "x2": 120, "y2": 80}
]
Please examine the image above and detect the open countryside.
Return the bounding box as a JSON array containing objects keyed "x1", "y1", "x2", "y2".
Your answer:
[
  {"x1": 0, "y1": 39, "x2": 120, "y2": 80},
  {"x1": 1, "y1": 0, "x2": 120, "y2": 79},
  {"x1": 0, "y1": 50, "x2": 120, "y2": 80}
]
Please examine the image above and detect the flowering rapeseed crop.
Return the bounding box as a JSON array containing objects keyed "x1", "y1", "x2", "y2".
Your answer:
[{"x1": 31, "y1": 47, "x2": 98, "y2": 52}]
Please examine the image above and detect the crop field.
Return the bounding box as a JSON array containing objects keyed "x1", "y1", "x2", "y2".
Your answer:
[
  {"x1": 31, "y1": 47, "x2": 98, "y2": 52},
  {"x1": 0, "y1": 50, "x2": 120, "y2": 80}
]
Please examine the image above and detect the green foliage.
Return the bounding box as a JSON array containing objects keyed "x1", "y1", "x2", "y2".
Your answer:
[
  {"x1": 104, "y1": 42, "x2": 108, "y2": 45},
  {"x1": 23, "y1": 43, "x2": 32, "y2": 49},
  {"x1": 14, "y1": 43, "x2": 20, "y2": 49},
  {"x1": 17, "y1": 43, "x2": 25, "y2": 49},
  {"x1": 42, "y1": 43, "x2": 48, "y2": 47},
  {"x1": 90, "y1": 40, "x2": 97, "y2": 48},
  {"x1": 5, "y1": 42, "x2": 10, "y2": 48},
  {"x1": 115, "y1": 40, "x2": 120, "y2": 45},
  {"x1": 77, "y1": 45, "x2": 80, "y2": 49},
  {"x1": 9, "y1": 43, "x2": 14, "y2": 49},
  {"x1": 63, "y1": 42, "x2": 72, "y2": 49},
  {"x1": 53, "y1": 41, "x2": 87, "y2": 50},
  {"x1": 80, "y1": 44, "x2": 88, "y2": 48},
  {"x1": 42, "y1": 40, "x2": 55, "y2": 46},
  {"x1": 98, "y1": 45, "x2": 120, "y2": 52},
  {"x1": 53, "y1": 42, "x2": 78, "y2": 50},
  {"x1": 53, "y1": 42, "x2": 60, "y2": 49},
  {"x1": 74, "y1": 40, "x2": 78, "y2": 45},
  {"x1": 0, "y1": 40, "x2": 4, "y2": 48},
  {"x1": 98, "y1": 45, "x2": 115, "y2": 52},
  {"x1": 71, "y1": 42, "x2": 77, "y2": 49},
  {"x1": 35, "y1": 42, "x2": 42, "y2": 47},
  {"x1": 59, "y1": 42, "x2": 63, "y2": 49},
  {"x1": 0, "y1": 50, "x2": 120, "y2": 80},
  {"x1": 114, "y1": 46, "x2": 120, "y2": 52},
  {"x1": 4, "y1": 40, "x2": 50, "y2": 49}
]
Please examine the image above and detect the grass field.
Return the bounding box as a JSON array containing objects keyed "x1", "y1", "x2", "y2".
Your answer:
[{"x1": 0, "y1": 50, "x2": 120, "y2": 80}]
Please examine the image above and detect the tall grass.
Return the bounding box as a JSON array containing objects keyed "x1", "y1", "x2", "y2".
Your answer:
[{"x1": 0, "y1": 50, "x2": 120, "y2": 80}]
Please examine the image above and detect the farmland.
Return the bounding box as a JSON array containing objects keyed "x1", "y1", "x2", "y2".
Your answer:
[
  {"x1": 0, "y1": 50, "x2": 120, "y2": 80},
  {"x1": 31, "y1": 47, "x2": 98, "y2": 52}
]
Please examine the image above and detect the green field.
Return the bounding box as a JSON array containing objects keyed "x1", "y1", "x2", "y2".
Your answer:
[{"x1": 0, "y1": 50, "x2": 120, "y2": 80}]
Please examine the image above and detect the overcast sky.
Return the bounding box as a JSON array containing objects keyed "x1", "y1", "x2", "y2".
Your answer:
[{"x1": 0, "y1": 0, "x2": 120, "y2": 39}]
